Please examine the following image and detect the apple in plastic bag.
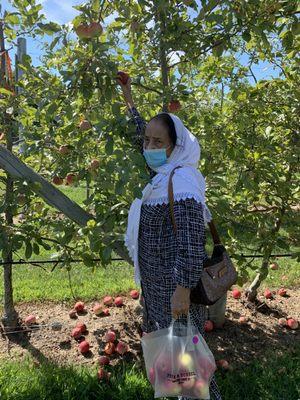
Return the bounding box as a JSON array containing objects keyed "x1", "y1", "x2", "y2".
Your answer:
[
  {"x1": 181, "y1": 376, "x2": 196, "y2": 390},
  {"x1": 193, "y1": 379, "x2": 210, "y2": 398},
  {"x1": 148, "y1": 367, "x2": 156, "y2": 385},
  {"x1": 160, "y1": 379, "x2": 182, "y2": 396},
  {"x1": 198, "y1": 357, "x2": 216, "y2": 380},
  {"x1": 177, "y1": 352, "x2": 195, "y2": 370},
  {"x1": 154, "y1": 353, "x2": 173, "y2": 378}
]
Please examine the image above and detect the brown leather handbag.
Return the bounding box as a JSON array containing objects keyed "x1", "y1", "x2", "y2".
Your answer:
[{"x1": 168, "y1": 166, "x2": 238, "y2": 306}]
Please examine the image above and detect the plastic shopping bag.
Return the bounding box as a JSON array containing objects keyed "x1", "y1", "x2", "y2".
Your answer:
[{"x1": 141, "y1": 313, "x2": 216, "y2": 399}]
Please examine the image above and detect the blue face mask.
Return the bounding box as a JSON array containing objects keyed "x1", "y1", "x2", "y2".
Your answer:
[{"x1": 143, "y1": 145, "x2": 172, "y2": 169}]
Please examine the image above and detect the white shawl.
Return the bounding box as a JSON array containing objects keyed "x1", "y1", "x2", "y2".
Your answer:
[{"x1": 124, "y1": 112, "x2": 212, "y2": 286}]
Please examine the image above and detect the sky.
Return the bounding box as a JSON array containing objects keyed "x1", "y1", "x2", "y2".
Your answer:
[{"x1": 1, "y1": 0, "x2": 281, "y2": 83}]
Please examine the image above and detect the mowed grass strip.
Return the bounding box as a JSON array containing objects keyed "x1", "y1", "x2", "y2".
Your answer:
[{"x1": 0, "y1": 346, "x2": 299, "y2": 400}]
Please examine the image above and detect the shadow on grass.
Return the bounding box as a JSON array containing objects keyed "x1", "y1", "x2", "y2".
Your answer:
[{"x1": 0, "y1": 345, "x2": 299, "y2": 400}]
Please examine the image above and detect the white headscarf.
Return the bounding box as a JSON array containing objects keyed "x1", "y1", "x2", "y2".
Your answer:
[{"x1": 124, "y1": 112, "x2": 212, "y2": 286}]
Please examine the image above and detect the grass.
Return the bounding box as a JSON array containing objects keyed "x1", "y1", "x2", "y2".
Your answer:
[
  {"x1": 1, "y1": 182, "x2": 300, "y2": 399},
  {"x1": 0, "y1": 346, "x2": 299, "y2": 400}
]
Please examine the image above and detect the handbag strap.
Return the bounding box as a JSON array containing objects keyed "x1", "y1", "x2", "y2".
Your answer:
[{"x1": 168, "y1": 166, "x2": 222, "y2": 245}]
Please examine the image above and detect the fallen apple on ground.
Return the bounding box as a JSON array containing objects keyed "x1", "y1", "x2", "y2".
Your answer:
[
  {"x1": 69, "y1": 309, "x2": 77, "y2": 319},
  {"x1": 79, "y1": 340, "x2": 90, "y2": 354},
  {"x1": 24, "y1": 315, "x2": 36, "y2": 325},
  {"x1": 74, "y1": 301, "x2": 85, "y2": 312},
  {"x1": 130, "y1": 289, "x2": 139, "y2": 299},
  {"x1": 99, "y1": 355, "x2": 110, "y2": 366},
  {"x1": 278, "y1": 318, "x2": 287, "y2": 326},
  {"x1": 97, "y1": 368, "x2": 111, "y2": 381},
  {"x1": 287, "y1": 318, "x2": 298, "y2": 330},
  {"x1": 93, "y1": 303, "x2": 104, "y2": 316},
  {"x1": 232, "y1": 288, "x2": 241, "y2": 299},
  {"x1": 104, "y1": 342, "x2": 115, "y2": 355},
  {"x1": 76, "y1": 322, "x2": 87, "y2": 334},
  {"x1": 71, "y1": 327, "x2": 82, "y2": 340},
  {"x1": 277, "y1": 288, "x2": 287, "y2": 297},
  {"x1": 103, "y1": 296, "x2": 113, "y2": 306},
  {"x1": 216, "y1": 359, "x2": 229, "y2": 370},
  {"x1": 238, "y1": 316, "x2": 248, "y2": 324},
  {"x1": 103, "y1": 308, "x2": 110, "y2": 316},
  {"x1": 114, "y1": 296, "x2": 123, "y2": 307},
  {"x1": 270, "y1": 262, "x2": 279, "y2": 270},
  {"x1": 105, "y1": 330, "x2": 116, "y2": 343},
  {"x1": 264, "y1": 289, "x2": 273, "y2": 299},
  {"x1": 116, "y1": 341, "x2": 129, "y2": 355},
  {"x1": 204, "y1": 320, "x2": 214, "y2": 332}
]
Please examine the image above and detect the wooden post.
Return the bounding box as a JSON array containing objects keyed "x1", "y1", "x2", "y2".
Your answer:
[
  {"x1": 15, "y1": 37, "x2": 26, "y2": 152},
  {"x1": 0, "y1": 144, "x2": 132, "y2": 264},
  {"x1": 0, "y1": 21, "x2": 19, "y2": 330}
]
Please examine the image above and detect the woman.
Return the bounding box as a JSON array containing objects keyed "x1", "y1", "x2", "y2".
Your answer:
[{"x1": 118, "y1": 76, "x2": 222, "y2": 400}]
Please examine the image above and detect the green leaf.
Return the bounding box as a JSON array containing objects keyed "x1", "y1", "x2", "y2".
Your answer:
[
  {"x1": 32, "y1": 242, "x2": 40, "y2": 255},
  {"x1": 102, "y1": 246, "x2": 112, "y2": 262},
  {"x1": 25, "y1": 242, "x2": 32, "y2": 259},
  {"x1": 37, "y1": 22, "x2": 61, "y2": 34},
  {"x1": 105, "y1": 136, "x2": 114, "y2": 155},
  {"x1": 242, "y1": 31, "x2": 251, "y2": 42}
]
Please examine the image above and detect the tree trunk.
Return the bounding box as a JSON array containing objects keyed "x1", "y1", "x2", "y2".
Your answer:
[{"x1": 0, "y1": 21, "x2": 19, "y2": 330}]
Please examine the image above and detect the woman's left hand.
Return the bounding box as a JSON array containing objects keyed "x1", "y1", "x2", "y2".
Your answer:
[{"x1": 171, "y1": 285, "x2": 191, "y2": 319}]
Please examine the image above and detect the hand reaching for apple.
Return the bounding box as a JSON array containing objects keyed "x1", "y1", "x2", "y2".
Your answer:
[
  {"x1": 116, "y1": 71, "x2": 135, "y2": 109},
  {"x1": 116, "y1": 71, "x2": 132, "y2": 93},
  {"x1": 171, "y1": 285, "x2": 191, "y2": 319}
]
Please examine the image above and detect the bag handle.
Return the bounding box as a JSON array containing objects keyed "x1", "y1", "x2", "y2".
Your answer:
[
  {"x1": 169, "y1": 312, "x2": 194, "y2": 339},
  {"x1": 168, "y1": 166, "x2": 222, "y2": 246}
]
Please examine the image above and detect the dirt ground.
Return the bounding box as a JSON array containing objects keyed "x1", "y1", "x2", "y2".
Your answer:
[{"x1": 0, "y1": 288, "x2": 299, "y2": 371}]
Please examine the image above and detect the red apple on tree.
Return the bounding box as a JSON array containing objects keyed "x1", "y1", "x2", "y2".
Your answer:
[
  {"x1": 90, "y1": 159, "x2": 100, "y2": 170},
  {"x1": 58, "y1": 145, "x2": 70, "y2": 155},
  {"x1": 168, "y1": 100, "x2": 181, "y2": 113},
  {"x1": 88, "y1": 22, "x2": 103, "y2": 37},
  {"x1": 66, "y1": 173, "x2": 77, "y2": 186},
  {"x1": 52, "y1": 176, "x2": 64, "y2": 185},
  {"x1": 79, "y1": 119, "x2": 92, "y2": 131}
]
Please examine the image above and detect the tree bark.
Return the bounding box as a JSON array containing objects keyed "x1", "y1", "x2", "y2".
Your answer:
[{"x1": 0, "y1": 21, "x2": 19, "y2": 330}]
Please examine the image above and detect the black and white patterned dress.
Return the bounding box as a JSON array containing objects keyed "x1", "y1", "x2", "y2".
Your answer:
[{"x1": 128, "y1": 107, "x2": 222, "y2": 400}]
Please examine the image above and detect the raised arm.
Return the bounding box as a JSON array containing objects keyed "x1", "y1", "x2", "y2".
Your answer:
[
  {"x1": 116, "y1": 74, "x2": 146, "y2": 153},
  {"x1": 116, "y1": 73, "x2": 156, "y2": 179}
]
